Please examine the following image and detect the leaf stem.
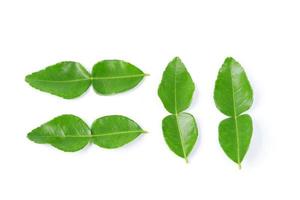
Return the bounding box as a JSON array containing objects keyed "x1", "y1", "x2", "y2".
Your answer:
[
  {"x1": 238, "y1": 163, "x2": 242, "y2": 170},
  {"x1": 185, "y1": 157, "x2": 189, "y2": 164}
]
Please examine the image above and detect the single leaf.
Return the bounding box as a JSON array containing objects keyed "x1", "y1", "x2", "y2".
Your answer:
[
  {"x1": 219, "y1": 114, "x2": 253, "y2": 168},
  {"x1": 158, "y1": 57, "x2": 195, "y2": 114},
  {"x1": 27, "y1": 115, "x2": 91, "y2": 152},
  {"x1": 91, "y1": 115, "x2": 145, "y2": 148},
  {"x1": 214, "y1": 57, "x2": 253, "y2": 117},
  {"x1": 162, "y1": 113, "x2": 198, "y2": 162},
  {"x1": 25, "y1": 61, "x2": 91, "y2": 99},
  {"x1": 92, "y1": 60, "x2": 147, "y2": 95},
  {"x1": 214, "y1": 57, "x2": 254, "y2": 168}
]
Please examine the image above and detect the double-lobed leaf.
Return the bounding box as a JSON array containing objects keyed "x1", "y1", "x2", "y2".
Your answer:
[
  {"x1": 214, "y1": 57, "x2": 253, "y2": 168},
  {"x1": 26, "y1": 60, "x2": 147, "y2": 98},
  {"x1": 27, "y1": 115, "x2": 145, "y2": 152},
  {"x1": 158, "y1": 57, "x2": 198, "y2": 162}
]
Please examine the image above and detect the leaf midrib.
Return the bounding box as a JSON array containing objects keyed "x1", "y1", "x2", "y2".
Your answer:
[
  {"x1": 229, "y1": 66, "x2": 241, "y2": 168},
  {"x1": 173, "y1": 63, "x2": 188, "y2": 162},
  {"x1": 33, "y1": 130, "x2": 145, "y2": 139},
  {"x1": 27, "y1": 74, "x2": 147, "y2": 83},
  {"x1": 92, "y1": 73, "x2": 147, "y2": 80},
  {"x1": 175, "y1": 114, "x2": 188, "y2": 162},
  {"x1": 27, "y1": 78, "x2": 90, "y2": 83}
]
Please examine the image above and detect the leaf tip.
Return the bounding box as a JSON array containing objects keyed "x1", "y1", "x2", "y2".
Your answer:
[
  {"x1": 27, "y1": 131, "x2": 36, "y2": 143},
  {"x1": 224, "y1": 57, "x2": 239, "y2": 67},
  {"x1": 225, "y1": 56, "x2": 234, "y2": 61},
  {"x1": 26, "y1": 132, "x2": 32, "y2": 140},
  {"x1": 25, "y1": 74, "x2": 32, "y2": 83},
  {"x1": 173, "y1": 56, "x2": 182, "y2": 63}
]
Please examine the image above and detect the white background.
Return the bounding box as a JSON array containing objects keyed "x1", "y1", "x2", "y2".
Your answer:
[{"x1": 1, "y1": 0, "x2": 299, "y2": 199}]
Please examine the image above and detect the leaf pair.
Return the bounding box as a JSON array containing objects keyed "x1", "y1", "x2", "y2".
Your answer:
[
  {"x1": 214, "y1": 57, "x2": 253, "y2": 169},
  {"x1": 158, "y1": 57, "x2": 198, "y2": 162},
  {"x1": 27, "y1": 115, "x2": 146, "y2": 152},
  {"x1": 25, "y1": 60, "x2": 148, "y2": 99}
]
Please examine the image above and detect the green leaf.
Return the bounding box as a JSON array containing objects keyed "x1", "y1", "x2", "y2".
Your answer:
[
  {"x1": 25, "y1": 61, "x2": 91, "y2": 99},
  {"x1": 214, "y1": 57, "x2": 254, "y2": 168},
  {"x1": 219, "y1": 114, "x2": 253, "y2": 168},
  {"x1": 158, "y1": 57, "x2": 195, "y2": 114},
  {"x1": 158, "y1": 57, "x2": 197, "y2": 162},
  {"x1": 214, "y1": 57, "x2": 253, "y2": 117},
  {"x1": 91, "y1": 115, "x2": 145, "y2": 148},
  {"x1": 92, "y1": 60, "x2": 148, "y2": 95},
  {"x1": 162, "y1": 113, "x2": 198, "y2": 162},
  {"x1": 27, "y1": 115, "x2": 91, "y2": 152}
]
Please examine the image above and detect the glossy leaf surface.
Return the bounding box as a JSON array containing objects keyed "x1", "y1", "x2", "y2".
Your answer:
[
  {"x1": 214, "y1": 57, "x2": 254, "y2": 168},
  {"x1": 158, "y1": 57, "x2": 195, "y2": 114},
  {"x1": 92, "y1": 60, "x2": 147, "y2": 95},
  {"x1": 219, "y1": 114, "x2": 253, "y2": 167},
  {"x1": 25, "y1": 61, "x2": 91, "y2": 99},
  {"x1": 27, "y1": 115, "x2": 90, "y2": 152},
  {"x1": 162, "y1": 113, "x2": 198, "y2": 162},
  {"x1": 91, "y1": 115, "x2": 145, "y2": 148},
  {"x1": 214, "y1": 57, "x2": 253, "y2": 117}
]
